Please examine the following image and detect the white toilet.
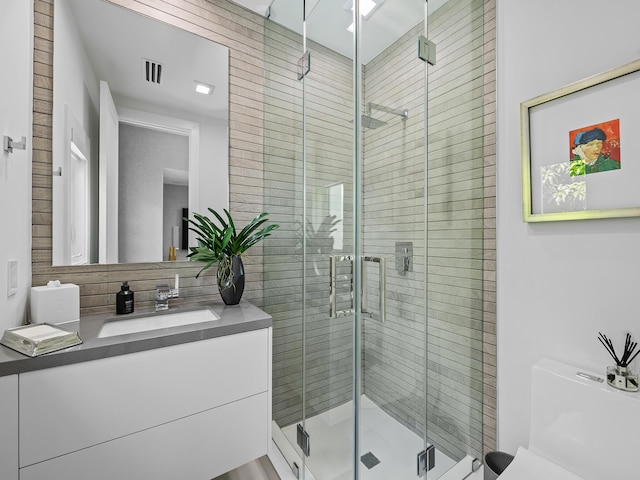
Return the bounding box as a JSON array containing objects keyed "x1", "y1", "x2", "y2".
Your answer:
[{"x1": 499, "y1": 358, "x2": 640, "y2": 480}]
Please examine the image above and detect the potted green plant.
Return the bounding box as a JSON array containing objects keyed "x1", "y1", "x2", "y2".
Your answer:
[{"x1": 186, "y1": 209, "x2": 279, "y2": 305}]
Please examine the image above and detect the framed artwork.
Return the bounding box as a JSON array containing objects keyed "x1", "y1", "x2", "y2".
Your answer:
[{"x1": 521, "y1": 58, "x2": 640, "y2": 222}]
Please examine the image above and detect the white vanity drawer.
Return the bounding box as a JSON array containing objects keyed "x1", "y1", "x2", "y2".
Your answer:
[
  {"x1": 20, "y1": 391, "x2": 269, "y2": 480},
  {"x1": 0, "y1": 375, "x2": 18, "y2": 480},
  {"x1": 19, "y1": 328, "x2": 269, "y2": 467}
]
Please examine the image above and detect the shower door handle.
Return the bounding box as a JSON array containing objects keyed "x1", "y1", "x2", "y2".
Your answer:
[
  {"x1": 329, "y1": 255, "x2": 386, "y2": 321},
  {"x1": 361, "y1": 256, "x2": 386, "y2": 322},
  {"x1": 329, "y1": 255, "x2": 355, "y2": 318}
]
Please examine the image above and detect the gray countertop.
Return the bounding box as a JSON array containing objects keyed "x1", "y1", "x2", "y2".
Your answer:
[{"x1": 0, "y1": 301, "x2": 271, "y2": 377}]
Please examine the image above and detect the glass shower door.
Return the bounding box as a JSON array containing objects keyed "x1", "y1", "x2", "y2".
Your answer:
[
  {"x1": 299, "y1": 1, "x2": 434, "y2": 479},
  {"x1": 356, "y1": 1, "x2": 433, "y2": 479},
  {"x1": 299, "y1": 1, "x2": 357, "y2": 477},
  {"x1": 264, "y1": 0, "x2": 485, "y2": 478},
  {"x1": 359, "y1": 1, "x2": 486, "y2": 476},
  {"x1": 263, "y1": 1, "x2": 357, "y2": 477}
]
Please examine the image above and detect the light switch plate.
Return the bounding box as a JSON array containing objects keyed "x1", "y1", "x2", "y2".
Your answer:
[{"x1": 7, "y1": 259, "x2": 17, "y2": 297}]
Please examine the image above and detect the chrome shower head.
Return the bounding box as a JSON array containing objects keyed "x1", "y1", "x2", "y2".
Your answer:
[{"x1": 361, "y1": 115, "x2": 387, "y2": 130}]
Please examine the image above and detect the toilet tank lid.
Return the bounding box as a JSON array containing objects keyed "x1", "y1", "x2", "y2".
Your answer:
[{"x1": 529, "y1": 358, "x2": 640, "y2": 480}]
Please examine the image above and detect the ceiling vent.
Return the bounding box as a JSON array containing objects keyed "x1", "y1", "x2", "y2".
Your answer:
[{"x1": 142, "y1": 58, "x2": 163, "y2": 84}]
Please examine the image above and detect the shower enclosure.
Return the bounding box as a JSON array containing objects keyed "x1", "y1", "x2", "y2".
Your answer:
[{"x1": 263, "y1": 0, "x2": 485, "y2": 478}]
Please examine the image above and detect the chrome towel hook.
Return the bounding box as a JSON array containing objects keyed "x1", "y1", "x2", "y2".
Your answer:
[{"x1": 3, "y1": 135, "x2": 26, "y2": 153}]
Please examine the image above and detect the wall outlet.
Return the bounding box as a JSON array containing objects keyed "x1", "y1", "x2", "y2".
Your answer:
[{"x1": 7, "y1": 259, "x2": 17, "y2": 297}]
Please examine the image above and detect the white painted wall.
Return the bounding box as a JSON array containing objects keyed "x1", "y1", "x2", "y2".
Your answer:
[
  {"x1": 497, "y1": 0, "x2": 640, "y2": 454},
  {"x1": 119, "y1": 97, "x2": 229, "y2": 218},
  {"x1": 0, "y1": 0, "x2": 33, "y2": 331},
  {"x1": 52, "y1": 0, "x2": 100, "y2": 265}
]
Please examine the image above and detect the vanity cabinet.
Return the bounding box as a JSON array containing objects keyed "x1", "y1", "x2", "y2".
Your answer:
[
  {"x1": 17, "y1": 327, "x2": 272, "y2": 480},
  {"x1": 0, "y1": 375, "x2": 18, "y2": 480}
]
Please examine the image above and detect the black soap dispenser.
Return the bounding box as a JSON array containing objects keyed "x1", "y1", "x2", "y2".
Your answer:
[{"x1": 116, "y1": 281, "x2": 134, "y2": 314}]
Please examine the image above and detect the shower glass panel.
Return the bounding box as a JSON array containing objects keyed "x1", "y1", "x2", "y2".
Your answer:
[
  {"x1": 264, "y1": 0, "x2": 485, "y2": 478},
  {"x1": 357, "y1": 0, "x2": 431, "y2": 479},
  {"x1": 299, "y1": 1, "x2": 356, "y2": 478},
  {"x1": 422, "y1": 0, "x2": 486, "y2": 471}
]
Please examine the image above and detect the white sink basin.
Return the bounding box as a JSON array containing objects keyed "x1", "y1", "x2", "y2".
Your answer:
[{"x1": 98, "y1": 309, "x2": 219, "y2": 338}]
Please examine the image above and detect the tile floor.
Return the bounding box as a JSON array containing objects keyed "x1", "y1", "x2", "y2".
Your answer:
[{"x1": 212, "y1": 456, "x2": 279, "y2": 480}]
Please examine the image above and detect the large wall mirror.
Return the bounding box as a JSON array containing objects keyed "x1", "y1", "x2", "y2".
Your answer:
[{"x1": 52, "y1": 0, "x2": 229, "y2": 266}]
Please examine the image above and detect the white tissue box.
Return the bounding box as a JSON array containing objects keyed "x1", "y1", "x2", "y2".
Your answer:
[{"x1": 30, "y1": 283, "x2": 80, "y2": 325}]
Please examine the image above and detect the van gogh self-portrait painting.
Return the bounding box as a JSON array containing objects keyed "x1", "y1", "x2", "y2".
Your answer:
[{"x1": 569, "y1": 119, "x2": 621, "y2": 176}]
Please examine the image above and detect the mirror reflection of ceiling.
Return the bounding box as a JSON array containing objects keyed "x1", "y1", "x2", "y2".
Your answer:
[
  {"x1": 66, "y1": 0, "x2": 228, "y2": 121},
  {"x1": 233, "y1": 0, "x2": 446, "y2": 64}
]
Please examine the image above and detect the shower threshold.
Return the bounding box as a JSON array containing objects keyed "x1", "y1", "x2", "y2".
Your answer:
[{"x1": 275, "y1": 395, "x2": 460, "y2": 480}]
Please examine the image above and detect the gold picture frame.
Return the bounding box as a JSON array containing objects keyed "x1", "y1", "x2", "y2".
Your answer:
[{"x1": 521, "y1": 58, "x2": 640, "y2": 222}]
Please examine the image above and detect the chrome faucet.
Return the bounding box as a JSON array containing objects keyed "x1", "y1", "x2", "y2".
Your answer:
[{"x1": 155, "y1": 274, "x2": 179, "y2": 311}]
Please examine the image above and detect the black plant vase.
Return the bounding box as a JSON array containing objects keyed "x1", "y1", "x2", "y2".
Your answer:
[{"x1": 217, "y1": 255, "x2": 245, "y2": 305}]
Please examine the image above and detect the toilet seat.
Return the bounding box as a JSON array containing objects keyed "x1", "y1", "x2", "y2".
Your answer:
[{"x1": 498, "y1": 447, "x2": 584, "y2": 480}]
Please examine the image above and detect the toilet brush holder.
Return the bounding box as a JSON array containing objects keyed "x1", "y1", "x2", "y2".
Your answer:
[{"x1": 606, "y1": 365, "x2": 639, "y2": 392}]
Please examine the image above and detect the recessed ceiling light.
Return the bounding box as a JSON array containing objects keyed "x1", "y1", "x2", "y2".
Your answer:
[
  {"x1": 343, "y1": 0, "x2": 383, "y2": 19},
  {"x1": 360, "y1": 0, "x2": 377, "y2": 16},
  {"x1": 194, "y1": 81, "x2": 214, "y2": 95},
  {"x1": 344, "y1": 0, "x2": 384, "y2": 32}
]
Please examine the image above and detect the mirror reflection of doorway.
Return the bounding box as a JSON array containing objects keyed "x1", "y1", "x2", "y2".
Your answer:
[
  {"x1": 52, "y1": 105, "x2": 92, "y2": 266},
  {"x1": 162, "y1": 169, "x2": 189, "y2": 262},
  {"x1": 68, "y1": 131, "x2": 90, "y2": 266},
  {"x1": 118, "y1": 123, "x2": 189, "y2": 263}
]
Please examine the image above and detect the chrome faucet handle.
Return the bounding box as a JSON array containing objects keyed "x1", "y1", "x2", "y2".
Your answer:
[
  {"x1": 155, "y1": 284, "x2": 170, "y2": 298},
  {"x1": 155, "y1": 275, "x2": 178, "y2": 310},
  {"x1": 154, "y1": 285, "x2": 171, "y2": 311}
]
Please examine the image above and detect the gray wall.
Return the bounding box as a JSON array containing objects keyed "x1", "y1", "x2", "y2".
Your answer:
[
  {"x1": 360, "y1": 17, "x2": 429, "y2": 445},
  {"x1": 263, "y1": 20, "x2": 355, "y2": 427},
  {"x1": 263, "y1": 21, "x2": 304, "y2": 426}
]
